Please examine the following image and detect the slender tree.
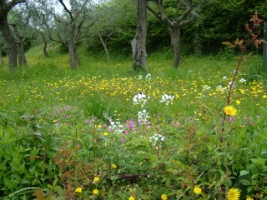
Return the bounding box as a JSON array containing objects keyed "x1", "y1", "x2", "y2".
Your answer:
[
  {"x1": 148, "y1": 0, "x2": 201, "y2": 68},
  {"x1": 0, "y1": 0, "x2": 26, "y2": 67},
  {"x1": 131, "y1": 0, "x2": 148, "y2": 71}
]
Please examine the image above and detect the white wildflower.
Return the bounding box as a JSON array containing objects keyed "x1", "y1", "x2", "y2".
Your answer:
[{"x1": 160, "y1": 94, "x2": 174, "y2": 105}]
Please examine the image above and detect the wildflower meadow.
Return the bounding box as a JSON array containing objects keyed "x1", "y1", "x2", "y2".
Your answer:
[{"x1": 0, "y1": 18, "x2": 267, "y2": 200}]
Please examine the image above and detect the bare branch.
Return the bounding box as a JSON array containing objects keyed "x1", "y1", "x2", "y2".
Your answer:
[{"x1": 58, "y1": 0, "x2": 74, "y2": 21}]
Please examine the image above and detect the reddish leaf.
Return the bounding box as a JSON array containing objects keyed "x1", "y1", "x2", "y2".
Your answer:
[
  {"x1": 251, "y1": 34, "x2": 258, "y2": 40},
  {"x1": 254, "y1": 40, "x2": 260, "y2": 49},
  {"x1": 245, "y1": 23, "x2": 251, "y2": 32}
]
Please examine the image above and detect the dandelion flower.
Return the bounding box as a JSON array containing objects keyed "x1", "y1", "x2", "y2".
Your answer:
[
  {"x1": 246, "y1": 197, "x2": 253, "y2": 200},
  {"x1": 161, "y1": 194, "x2": 168, "y2": 200},
  {"x1": 111, "y1": 164, "x2": 117, "y2": 169},
  {"x1": 227, "y1": 188, "x2": 240, "y2": 200},
  {"x1": 93, "y1": 176, "x2": 100, "y2": 183},
  {"x1": 93, "y1": 189, "x2": 99, "y2": 195},
  {"x1": 129, "y1": 196, "x2": 135, "y2": 200},
  {"x1": 224, "y1": 106, "x2": 237, "y2": 116},
  {"x1": 75, "y1": 187, "x2": 82, "y2": 193},
  {"x1": 193, "y1": 186, "x2": 202, "y2": 195}
]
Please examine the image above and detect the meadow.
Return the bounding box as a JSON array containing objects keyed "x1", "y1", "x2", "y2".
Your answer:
[{"x1": 0, "y1": 45, "x2": 266, "y2": 200}]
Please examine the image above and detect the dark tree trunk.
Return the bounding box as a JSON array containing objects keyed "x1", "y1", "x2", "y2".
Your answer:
[
  {"x1": 17, "y1": 43, "x2": 27, "y2": 66},
  {"x1": 12, "y1": 24, "x2": 27, "y2": 66},
  {"x1": 0, "y1": 16, "x2": 17, "y2": 67},
  {"x1": 264, "y1": 22, "x2": 267, "y2": 70},
  {"x1": 0, "y1": 51, "x2": 3, "y2": 65},
  {"x1": 68, "y1": 39, "x2": 80, "y2": 69},
  {"x1": 132, "y1": 0, "x2": 147, "y2": 72},
  {"x1": 168, "y1": 25, "x2": 181, "y2": 68},
  {"x1": 41, "y1": 32, "x2": 49, "y2": 57}
]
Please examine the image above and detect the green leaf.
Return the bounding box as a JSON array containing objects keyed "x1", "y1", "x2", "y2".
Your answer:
[{"x1": 239, "y1": 170, "x2": 249, "y2": 176}]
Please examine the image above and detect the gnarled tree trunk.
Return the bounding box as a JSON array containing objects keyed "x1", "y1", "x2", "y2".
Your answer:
[
  {"x1": 68, "y1": 38, "x2": 80, "y2": 69},
  {"x1": 168, "y1": 25, "x2": 181, "y2": 68},
  {"x1": 132, "y1": 0, "x2": 147, "y2": 72},
  {"x1": 0, "y1": 16, "x2": 17, "y2": 67}
]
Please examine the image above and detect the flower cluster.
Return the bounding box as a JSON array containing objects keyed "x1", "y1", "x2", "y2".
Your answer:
[
  {"x1": 216, "y1": 85, "x2": 227, "y2": 93},
  {"x1": 160, "y1": 94, "x2": 174, "y2": 105},
  {"x1": 108, "y1": 119, "x2": 124, "y2": 134},
  {"x1": 202, "y1": 85, "x2": 211, "y2": 92},
  {"x1": 137, "y1": 109, "x2": 150, "y2": 125},
  {"x1": 133, "y1": 93, "x2": 149, "y2": 107},
  {"x1": 149, "y1": 133, "x2": 165, "y2": 147}
]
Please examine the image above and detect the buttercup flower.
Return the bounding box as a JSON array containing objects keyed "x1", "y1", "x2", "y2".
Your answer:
[
  {"x1": 193, "y1": 186, "x2": 202, "y2": 195},
  {"x1": 161, "y1": 194, "x2": 167, "y2": 200},
  {"x1": 93, "y1": 189, "x2": 99, "y2": 195},
  {"x1": 227, "y1": 188, "x2": 240, "y2": 200},
  {"x1": 75, "y1": 187, "x2": 82, "y2": 193},
  {"x1": 129, "y1": 196, "x2": 135, "y2": 200},
  {"x1": 111, "y1": 164, "x2": 117, "y2": 169},
  {"x1": 93, "y1": 176, "x2": 100, "y2": 183},
  {"x1": 224, "y1": 106, "x2": 237, "y2": 116},
  {"x1": 103, "y1": 132, "x2": 109, "y2": 136}
]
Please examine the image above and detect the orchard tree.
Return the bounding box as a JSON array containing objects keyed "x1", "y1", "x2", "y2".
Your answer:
[
  {"x1": 46, "y1": 0, "x2": 92, "y2": 69},
  {"x1": 148, "y1": 0, "x2": 202, "y2": 68},
  {"x1": 131, "y1": 0, "x2": 148, "y2": 71},
  {"x1": 0, "y1": 0, "x2": 26, "y2": 67}
]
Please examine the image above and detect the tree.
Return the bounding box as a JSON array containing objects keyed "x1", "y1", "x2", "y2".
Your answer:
[
  {"x1": 264, "y1": 22, "x2": 267, "y2": 70},
  {"x1": 0, "y1": 0, "x2": 26, "y2": 67},
  {"x1": 148, "y1": 0, "x2": 201, "y2": 68},
  {"x1": 0, "y1": 40, "x2": 4, "y2": 64},
  {"x1": 131, "y1": 0, "x2": 148, "y2": 71},
  {"x1": 46, "y1": 0, "x2": 92, "y2": 69}
]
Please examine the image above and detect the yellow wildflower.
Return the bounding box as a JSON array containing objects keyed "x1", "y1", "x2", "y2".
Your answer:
[
  {"x1": 246, "y1": 197, "x2": 253, "y2": 200},
  {"x1": 161, "y1": 194, "x2": 167, "y2": 200},
  {"x1": 193, "y1": 186, "x2": 202, "y2": 195},
  {"x1": 74, "y1": 187, "x2": 82, "y2": 193},
  {"x1": 111, "y1": 164, "x2": 117, "y2": 169},
  {"x1": 93, "y1": 189, "x2": 99, "y2": 195},
  {"x1": 103, "y1": 132, "x2": 109, "y2": 136},
  {"x1": 224, "y1": 106, "x2": 237, "y2": 116},
  {"x1": 235, "y1": 100, "x2": 241, "y2": 105},
  {"x1": 93, "y1": 176, "x2": 100, "y2": 183},
  {"x1": 227, "y1": 188, "x2": 240, "y2": 200},
  {"x1": 129, "y1": 196, "x2": 135, "y2": 200}
]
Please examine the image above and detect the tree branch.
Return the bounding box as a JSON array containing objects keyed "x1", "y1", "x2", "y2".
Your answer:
[
  {"x1": 6, "y1": 0, "x2": 26, "y2": 11},
  {"x1": 58, "y1": 0, "x2": 74, "y2": 21}
]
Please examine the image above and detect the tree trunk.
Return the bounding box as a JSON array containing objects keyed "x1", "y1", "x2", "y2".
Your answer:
[
  {"x1": 168, "y1": 25, "x2": 181, "y2": 68},
  {"x1": 68, "y1": 39, "x2": 80, "y2": 69},
  {"x1": 0, "y1": 16, "x2": 17, "y2": 67},
  {"x1": 132, "y1": 0, "x2": 147, "y2": 72},
  {"x1": 17, "y1": 43, "x2": 27, "y2": 66},
  {"x1": 0, "y1": 51, "x2": 3, "y2": 65},
  {"x1": 264, "y1": 22, "x2": 267, "y2": 70},
  {"x1": 41, "y1": 32, "x2": 49, "y2": 57},
  {"x1": 98, "y1": 33, "x2": 110, "y2": 62}
]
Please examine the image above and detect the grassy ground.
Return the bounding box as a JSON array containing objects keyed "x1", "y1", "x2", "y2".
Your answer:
[{"x1": 0, "y1": 45, "x2": 266, "y2": 199}]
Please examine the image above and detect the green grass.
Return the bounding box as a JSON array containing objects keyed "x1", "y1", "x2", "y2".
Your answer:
[{"x1": 0, "y1": 45, "x2": 266, "y2": 199}]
